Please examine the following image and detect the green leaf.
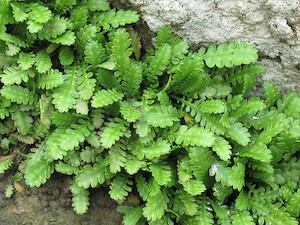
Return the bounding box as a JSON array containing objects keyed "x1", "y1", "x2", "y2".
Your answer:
[
  {"x1": 181, "y1": 179, "x2": 206, "y2": 196},
  {"x1": 155, "y1": 26, "x2": 174, "y2": 48},
  {"x1": 84, "y1": 0, "x2": 110, "y2": 11},
  {"x1": 28, "y1": 3, "x2": 52, "y2": 24},
  {"x1": 84, "y1": 40, "x2": 107, "y2": 67},
  {"x1": 91, "y1": 89, "x2": 124, "y2": 108},
  {"x1": 145, "y1": 105, "x2": 180, "y2": 128},
  {"x1": 0, "y1": 158, "x2": 13, "y2": 174},
  {"x1": 263, "y1": 81, "x2": 280, "y2": 107},
  {"x1": 55, "y1": 162, "x2": 79, "y2": 175},
  {"x1": 11, "y1": 3, "x2": 28, "y2": 22},
  {"x1": 59, "y1": 46, "x2": 74, "y2": 66},
  {"x1": 118, "y1": 205, "x2": 143, "y2": 225},
  {"x1": 17, "y1": 52, "x2": 35, "y2": 70},
  {"x1": 1, "y1": 85, "x2": 36, "y2": 105},
  {"x1": 1, "y1": 66, "x2": 34, "y2": 85},
  {"x1": 58, "y1": 120, "x2": 92, "y2": 151},
  {"x1": 109, "y1": 175, "x2": 133, "y2": 201},
  {"x1": 202, "y1": 42, "x2": 258, "y2": 68},
  {"x1": 227, "y1": 122, "x2": 250, "y2": 146},
  {"x1": 229, "y1": 163, "x2": 245, "y2": 191},
  {"x1": 107, "y1": 146, "x2": 127, "y2": 173},
  {"x1": 111, "y1": 28, "x2": 132, "y2": 74},
  {"x1": 96, "y1": 9, "x2": 139, "y2": 30},
  {"x1": 122, "y1": 61, "x2": 143, "y2": 95},
  {"x1": 149, "y1": 163, "x2": 173, "y2": 186},
  {"x1": 148, "y1": 43, "x2": 171, "y2": 77},
  {"x1": 124, "y1": 155, "x2": 146, "y2": 175},
  {"x1": 24, "y1": 159, "x2": 54, "y2": 187},
  {"x1": 212, "y1": 137, "x2": 232, "y2": 161},
  {"x1": 12, "y1": 107, "x2": 33, "y2": 135},
  {"x1": 76, "y1": 164, "x2": 106, "y2": 188},
  {"x1": 100, "y1": 120, "x2": 128, "y2": 148},
  {"x1": 37, "y1": 69, "x2": 64, "y2": 90},
  {"x1": 71, "y1": 183, "x2": 90, "y2": 214},
  {"x1": 231, "y1": 211, "x2": 255, "y2": 225},
  {"x1": 195, "y1": 197, "x2": 214, "y2": 225},
  {"x1": 120, "y1": 101, "x2": 141, "y2": 122},
  {"x1": 5, "y1": 185, "x2": 14, "y2": 198},
  {"x1": 50, "y1": 30, "x2": 76, "y2": 46},
  {"x1": 35, "y1": 51, "x2": 52, "y2": 73},
  {"x1": 143, "y1": 191, "x2": 169, "y2": 221},
  {"x1": 169, "y1": 125, "x2": 215, "y2": 147},
  {"x1": 142, "y1": 138, "x2": 171, "y2": 160},
  {"x1": 198, "y1": 99, "x2": 226, "y2": 114},
  {"x1": 38, "y1": 15, "x2": 69, "y2": 40}
]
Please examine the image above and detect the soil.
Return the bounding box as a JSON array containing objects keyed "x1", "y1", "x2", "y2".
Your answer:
[{"x1": 0, "y1": 173, "x2": 123, "y2": 225}]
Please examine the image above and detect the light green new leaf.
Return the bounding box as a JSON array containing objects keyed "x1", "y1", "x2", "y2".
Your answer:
[
  {"x1": 58, "y1": 120, "x2": 93, "y2": 151},
  {"x1": 11, "y1": 3, "x2": 28, "y2": 22},
  {"x1": 118, "y1": 205, "x2": 143, "y2": 225},
  {"x1": 107, "y1": 146, "x2": 127, "y2": 173},
  {"x1": 229, "y1": 163, "x2": 245, "y2": 191},
  {"x1": 91, "y1": 89, "x2": 124, "y2": 108},
  {"x1": 59, "y1": 46, "x2": 74, "y2": 66},
  {"x1": 96, "y1": 9, "x2": 139, "y2": 30},
  {"x1": 28, "y1": 3, "x2": 52, "y2": 24},
  {"x1": 263, "y1": 81, "x2": 280, "y2": 108},
  {"x1": 84, "y1": 40, "x2": 107, "y2": 67},
  {"x1": 148, "y1": 43, "x2": 171, "y2": 77},
  {"x1": 71, "y1": 186, "x2": 90, "y2": 214},
  {"x1": 55, "y1": 162, "x2": 79, "y2": 175},
  {"x1": 124, "y1": 155, "x2": 146, "y2": 175}
]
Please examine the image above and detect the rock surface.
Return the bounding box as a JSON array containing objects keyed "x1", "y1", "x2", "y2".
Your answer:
[{"x1": 110, "y1": 0, "x2": 300, "y2": 94}]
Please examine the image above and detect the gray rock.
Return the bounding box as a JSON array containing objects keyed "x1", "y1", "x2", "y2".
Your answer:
[{"x1": 109, "y1": 0, "x2": 300, "y2": 94}]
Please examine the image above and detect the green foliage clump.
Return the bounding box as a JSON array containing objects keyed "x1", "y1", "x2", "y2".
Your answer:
[{"x1": 0, "y1": 0, "x2": 299, "y2": 224}]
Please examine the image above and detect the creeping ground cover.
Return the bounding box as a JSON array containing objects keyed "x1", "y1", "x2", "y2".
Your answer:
[{"x1": 0, "y1": 0, "x2": 299, "y2": 224}]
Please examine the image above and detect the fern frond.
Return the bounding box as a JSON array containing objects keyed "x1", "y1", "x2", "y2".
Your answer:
[
  {"x1": 1, "y1": 66, "x2": 34, "y2": 85},
  {"x1": 58, "y1": 119, "x2": 93, "y2": 151},
  {"x1": 91, "y1": 89, "x2": 124, "y2": 108},
  {"x1": 37, "y1": 69, "x2": 64, "y2": 90},
  {"x1": 167, "y1": 125, "x2": 215, "y2": 147},
  {"x1": 11, "y1": 2, "x2": 28, "y2": 22},
  {"x1": 212, "y1": 137, "x2": 232, "y2": 161},
  {"x1": 170, "y1": 55, "x2": 204, "y2": 93},
  {"x1": 155, "y1": 25, "x2": 174, "y2": 48},
  {"x1": 35, "y1": 51, "x2": 52, "y2": 73},
  {"x1": 231, "y1": 211, "x2": 255, "y2": 225},
  {"x1": 180, "y1": 179, "x2": 206, "y2": 196},
  {"x1": 24, "y1": 158, "x2": 54, "y2": 187},
  {"x1": 226, "y1": 122, "x2": 251, "y2": 146},
  {"x1": 140, "y1": 138, "x2": 171, "y2": 160},
  {"x1": 50, "y1": 30, "x2": 76, "y2": 46},
  {"x1": 263, "y1": 81, "x2": 280, "y2": 108},
  {"x1": 17, "y1": 52, "x2": 35, "y2": 70},
  {"x1": 0, "y1": 158, "x2": 13, "y2": 173},
  {"x1": 38, "y1": 15, "x2": 69, "y2": 40},
  {"x1": 149, "y1": 163, "x2": 173, "y2": 186},
  {"x1": 107, "y1": 145, "x2": 127, "y2": 173},
  {"x1": 55, "y1": 161, "x2": 79, "y2": 175},
  {"x1": 59, "y1": 46, "x2": 74, "y2": 66},
  {"x1": 201, "y1": 42, "x2": 258, "y2": 68},
  {"x1": 121, "y1": 61, "x2": 143, "y2": 95},
  {"x1": 84, "y1": 40, "x2": 107, "y2": 68},
  {"x1": 54, "y1": 0, "x2": 76, "y2": 14},
  {"x1": 96, "y1": 9, "x2": 139, "y2": 30},
  {"x1": 1, "y1": 85, "x2": 36, "y2": 105},
  {"x1": 76, "y1": 163, "x2": 106, "y2": 188},
  {"x1": 27, "y1": 3, "x2": 52, "y2": 24},
  {"x1": 70, "y1": 181, "x2": 90, "y2": 214},
  {"x1": 117, "y1": 205, "x2": 144, "y2": 225},
  {"x1": 109, "y1": 175, "x2": 133, "y2": 201},
  {"x1": 147, "y1": 43, "x2": 171, "y2": 78},
  {"x1": 143, "y1": 191, "x2": 169, "y2": 221},
  {"x1": 100, "y1": 119, "x2": 129, "y2": 148},
  {"x1": 145, "y1": 105, "x2": 180, "y2": 128},
  {"x1": 120, "y1": 101, "x2": 141, "y2": 122}
]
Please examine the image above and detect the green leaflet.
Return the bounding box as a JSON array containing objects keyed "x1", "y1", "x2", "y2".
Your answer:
[
  {"x1": 201, "y1": 42, "x2": 258, "y2": 68},
  {"x1": 91, "y1": 89, "x2": 124, "y2": 108},
  {"x1": 109, "y1": 175, "x2": 133, "y2": 201},
  {"x1": 1, "y1": 85, "x2": 36, "y2": 105}
]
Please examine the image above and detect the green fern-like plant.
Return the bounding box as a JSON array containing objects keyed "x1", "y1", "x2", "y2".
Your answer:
[{"x1": 0, "y1": 1, "x2": 299, "y2": 224}]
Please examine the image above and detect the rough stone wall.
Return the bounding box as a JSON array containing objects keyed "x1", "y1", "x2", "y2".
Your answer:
[{"x1": 109, "y1": 0, "x2": 300, "y2": 94}]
